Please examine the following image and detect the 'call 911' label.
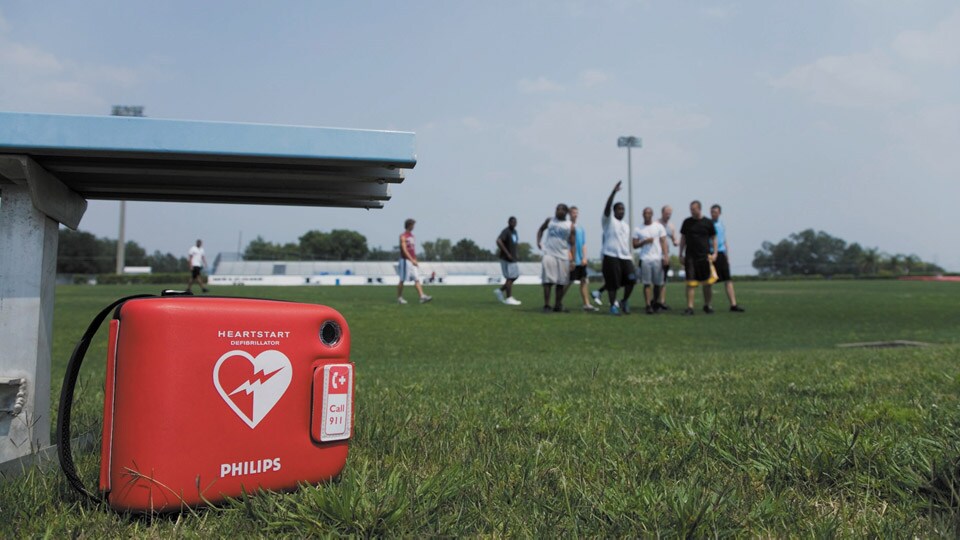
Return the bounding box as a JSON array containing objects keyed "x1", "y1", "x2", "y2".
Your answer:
[{"x1": 319, "y1": 364, "x2": 352, "y2": 441}]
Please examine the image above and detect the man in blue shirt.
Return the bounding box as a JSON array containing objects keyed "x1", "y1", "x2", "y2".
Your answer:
[
  {"x1": 569, "y1": 207, "x2": 599, "y2": 312},
  {"x1": 710, "y1": 204, "x2": 745, "y2": 312}
]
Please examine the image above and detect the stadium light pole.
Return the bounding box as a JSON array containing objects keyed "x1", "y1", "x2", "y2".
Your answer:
[
  {"x1": 617, "y1": 136, "x2": 642, "y2": 233},
  {"x1": 110, "y1": 105, "x2": 145, "y2": 274}
]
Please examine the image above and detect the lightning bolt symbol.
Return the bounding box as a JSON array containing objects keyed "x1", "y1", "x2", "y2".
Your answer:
[{"x1": 229, "y1": 366, "x2": 284, "y2": 396}]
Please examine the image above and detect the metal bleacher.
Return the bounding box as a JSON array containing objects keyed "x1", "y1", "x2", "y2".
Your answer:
[{"x1": 0, "y1": 112, "x2": 416, "y2": 473}]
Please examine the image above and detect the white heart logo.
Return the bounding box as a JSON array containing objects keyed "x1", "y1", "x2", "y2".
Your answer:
[{"x1": 213, "y1": 350, "x2": 292, "y2": 429}]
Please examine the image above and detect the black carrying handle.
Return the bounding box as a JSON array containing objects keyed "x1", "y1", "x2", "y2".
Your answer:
[{"x1": 56, "y1": 294, "x2": 155, "y2": 503}]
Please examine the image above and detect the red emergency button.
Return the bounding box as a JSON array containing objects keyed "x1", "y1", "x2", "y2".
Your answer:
[{"x1": 311, "y1": 364, "x2": 353, "y2": 442}]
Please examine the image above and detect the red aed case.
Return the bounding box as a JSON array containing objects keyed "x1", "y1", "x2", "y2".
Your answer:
[{"x1": 91, "y1": 296, "x2": 354, "y2": 512}]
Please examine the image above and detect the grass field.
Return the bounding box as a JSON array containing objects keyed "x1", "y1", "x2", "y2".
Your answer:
[{"x1": 2, "y1": 280, "x2": 960, "y2": 536}]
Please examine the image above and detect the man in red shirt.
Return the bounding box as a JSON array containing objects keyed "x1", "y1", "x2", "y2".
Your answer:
[{"x1": 397, "y1": 218, "x2": 432, "y2": 304}]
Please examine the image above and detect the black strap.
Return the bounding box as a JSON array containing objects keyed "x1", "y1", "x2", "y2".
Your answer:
[{"x1": 56, "y1": 294, "x2": 155, "y2": 503}]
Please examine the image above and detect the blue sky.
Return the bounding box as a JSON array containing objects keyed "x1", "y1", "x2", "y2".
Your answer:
[{"x1": 1, "y1": 1, "x2": 957, "y2": 272}]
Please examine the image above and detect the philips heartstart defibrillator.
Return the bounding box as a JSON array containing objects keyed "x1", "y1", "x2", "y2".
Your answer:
[{"x1": 57, "y1": 293, "x2": 354, "y2": 512}]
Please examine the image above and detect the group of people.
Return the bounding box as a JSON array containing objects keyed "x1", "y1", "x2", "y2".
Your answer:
[
  {"x1": 501, "y1": 181, "x2": 744, "y2": 315},
  {"x1": 398, "y1": 186, "x2": 746, "y2": 315}
]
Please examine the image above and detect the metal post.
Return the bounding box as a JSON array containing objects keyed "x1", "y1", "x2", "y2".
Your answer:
[
  {"x1": 111, "y1": 106, "x2": 144, "y2": 275},
  {"x1": 627, "y1": 146, "x2": 634, "y2": 233},
  {"x1": 116, "y1": 200, "x2": 126, "y2": 274},
  {"x1": 617, "y1": 136, "x2": 642, "y2": 234}
]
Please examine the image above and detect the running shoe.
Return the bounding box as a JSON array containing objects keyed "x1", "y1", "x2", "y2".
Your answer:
[
  {"x1": 730, "y1": 305, "x2": 745, "y2": 312},
  {"x1": 542, "y1": 305, "x2": 553, "y2": 313},
  {"x1": 582, "y1": 304, "x2": 599, "y2": 312},
  {"x1": 610, "y1": 301, "x2": 621, "y2": 316},
  {"x1": 397, "y1": 297, "x2": 408, "y2": 305},
  {"x1": 681, "y1": 308, "x2": 694, "y2": 316},
  {"x1": 505, "y1": 297, "x2": 522, "y2": 305},
  {"x1": 621, "y1": 300, "x2": 631, "y2": 315},
  {"x1": 645, "y1": 305, "x2": 654, "y2": 315},
  {"x1": 656, "y1": 302, "x2": 671, "y2": 311},
  {"x1": 703, "y1": 305, "x2": 715, "y2": 314},
  {"x1": 592, "y1": 290, "x2": 603, "y2": 305},
  {"x1": 552, "y1": 304, "x2": 569, "y2": 313},
  {"x1": 494, "y1": 288, "x2": 505, "y2": 303},
  {"x1": 420, "y1": 295, "x2": 433, "y2": 304}
]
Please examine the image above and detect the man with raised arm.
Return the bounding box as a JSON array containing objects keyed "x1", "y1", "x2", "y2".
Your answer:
[{"x1": 600, "y1": 181, "x2": 637, "y2": 315}]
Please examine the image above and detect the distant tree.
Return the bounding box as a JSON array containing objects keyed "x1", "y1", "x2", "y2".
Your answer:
[
  {"x1": 839, "y1": 242, "x2": 863, "y2": 275},
  {"x1": 859, "y1": 248, "x2": 881, "y2": 275},
  {"x1": 58, "y1": 229, "x2": 110, "y2": 273},
  {"x1": 58, "y1": 229, "x2": 188, "y2": 274},
  {"x1": 752, "y1": 229, "x2": 847, "y2": 276},
  {"x1": 753, "y1": 229, "x2": 942, "y2": 276},
  {"x1": 517, "y1": 242, "x2": 537, "y2": 262},
  {"x1": 451, "y1": 238, "x2": 495, "y2": 261},
  {"x1": 367, "y1": 246, "x2": 401, "y2": 261},
  {"x1": 422, "y1": 238, "x2": 453, "y2": 261},
  {"x1": 243, "y1": 236, "x2": 300, "y2": 261},
  {"x1": 328, "y1": 229, "x2": 369, "y2": 260},
  {"x1": 146, "y1": 250, "x2": 188, "y2": 273},
  {"x1": 297, "y1": 229, "x2": 368, "y2": 260},
  {"x1": 124, "y1": 240, "x2": 148, "y2": 267},
  {"x1": 886, "y1": 254, "x2": 903, "y2": 275}
]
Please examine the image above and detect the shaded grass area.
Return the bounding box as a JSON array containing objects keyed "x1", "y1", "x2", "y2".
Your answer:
[{"x1": 2, "y1": 280, "x2": 960, "y2": 536}]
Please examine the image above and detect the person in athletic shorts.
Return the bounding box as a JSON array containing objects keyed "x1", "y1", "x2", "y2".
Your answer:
[
  {"x1": 657, "y1": 205, "x2": 679, "y2": 310},
  {"x1": 632, "y1": 207, "x2": 669, "y2": 314},
  {"x1": 495, "y1": 216, "x2": 522, "y2": 306},
  {"x1": 186, "y1": 239, "x2": 208, "y2": 293},
  {"x1": 397, "y1": 218, "x2": 432, "y2": 304},
  {"x1": 537, "y1": 204, "x2": 575, "y2": 312},
  {"x1": 679, "y1": 201, "x2": 717, "y2": 315},
  {"x1": 569, "y1": 206, "x2": 598, "y2": 312},
  {"x1": 600, "y1": 181, "x2": 637, "y2": 315},
  {"x1": 710, "y1": 204, "x2": 745, "y2": 312}
]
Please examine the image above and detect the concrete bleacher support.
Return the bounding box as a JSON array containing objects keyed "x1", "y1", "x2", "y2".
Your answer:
[{"x1": 0, "y1": 156, "x2": 87, "y2": 470}]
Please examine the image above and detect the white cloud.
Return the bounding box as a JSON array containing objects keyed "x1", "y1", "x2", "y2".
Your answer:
[
  {"x1": 578, "y1": 69, "x2": 609, "y2": 88},
  {"x1": 892, "y1": 7, "x2": 960, "y2": 66},
  {"x1": 698, "y1": 6, "x2": 731, "y2": 19},
  {"x1": 890, "y1": 105, "x2": 960, "y2": 178},
  {"x1": 460, "y1": 116, "x2": 484, "y2": 131},
  {"x1": 515, "y1": 100, "x2": 711, "y2": 181},
  {"x1": 770, "y1": 53, "x2": 915, "y2": 108},
  {"x1": 0, "y1": 42, "x2": 63, "y2": 73},
  {"x1": 0, "y1": 13, "x2": 143, "y2": 113},
  {"x1": 517, "y1": 76, "x2": 564, "y2": 94}
]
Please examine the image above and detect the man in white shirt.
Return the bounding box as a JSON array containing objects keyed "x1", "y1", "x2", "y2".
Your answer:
[
  {"x1": 536, "y1": 203, "x2": 575, "y2": 313},
  {"x1": 657, "y1": 205, "x2": 679, "y2": 310},
  {"x1": 633, "y1": 207, "x2": 669, "y2": 314},
  {"x1": 186, "y1": 239, "x2": 209, "y2": 293},
  {"x1": 600, "y1": 181, "x2": 637, "y2": 315}
]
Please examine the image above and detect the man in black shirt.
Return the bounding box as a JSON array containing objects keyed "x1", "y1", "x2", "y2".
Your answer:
[
  {"x1": 495, "y1": 216, "x2": 522, "y2": 305},
  {"x1": 679, "y1": 200, "x2": 718, "y2": 315}
]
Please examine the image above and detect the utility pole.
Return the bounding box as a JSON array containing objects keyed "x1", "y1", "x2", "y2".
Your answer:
[
  {"x1": 617, "y1": 136, "x2": 642, "y2": 233},
  {"x1": 111, "y1": 106, "x2": 145, "y2": 274}
]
